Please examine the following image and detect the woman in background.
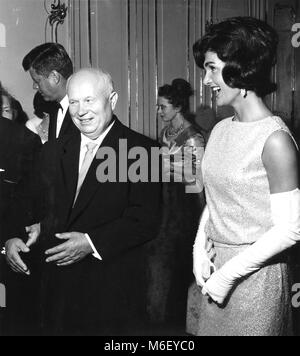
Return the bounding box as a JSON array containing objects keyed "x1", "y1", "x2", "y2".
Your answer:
[
  {"x1": 26, "y1": 92, "x2": 53, "y2": 143},
  {"x1": 1, "y1": 88, "x2": 28, "y2": 125},
  {"x1": 147, "y1": 78, "x2": 205, "y2": 333},
  {"x1": 188, "y1": 16, "x2": 299, "y2": 336}
]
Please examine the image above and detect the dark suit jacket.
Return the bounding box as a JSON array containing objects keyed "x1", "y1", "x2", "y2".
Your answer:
[
  {"x1": 37, "y1": 104, "x2": 79, "y2": 232},
  {"x1": 40, "y1": 117, "x2": 161, "y2": 335},
  {"x1": 60, "y1": 109, "x2": 78, "y2": 138},
  {"x1": 0, "y1": 118, "x2": 42, "y2": 244},
  {"x1": 0, "y1": 118, "x2": 43, "y2": 336},
  {"x1": 47, "y1": 102, "x2": 78, "y2": 140}
]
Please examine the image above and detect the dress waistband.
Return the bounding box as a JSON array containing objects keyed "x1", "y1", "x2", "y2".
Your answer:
[
  {"x1": 212, "y1": 240, "x2": 250, "y2": 249},
  {"x1": 212, "y1": 240, "x2": 289, "y2": 264}
]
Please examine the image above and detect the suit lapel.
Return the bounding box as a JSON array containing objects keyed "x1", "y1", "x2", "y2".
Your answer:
[
  {"x1": 59, "y1": 110, "x2": 71, "y2": 138},
  {"x1": 68, "y1": 118, "x2": 124, "y2": 227},
  {"x1": 61, "y1": 134, "x2": 81, "y2": 219},
  {"x1": 48, "y1": 106, "x2": 58, "y2": 141}
]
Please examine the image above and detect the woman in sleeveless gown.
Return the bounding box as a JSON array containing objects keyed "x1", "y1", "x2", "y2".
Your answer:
[
  {"x1": 187, "y1": 17, "x2": 299, "y2": 336},
  {"x1": 147, "y1": 79, "x2": 205, "y2": 333}
]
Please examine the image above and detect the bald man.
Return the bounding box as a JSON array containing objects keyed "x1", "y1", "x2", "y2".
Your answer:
[{"x1": 7, "y1": 68, "x2": 161, "y2": 335}]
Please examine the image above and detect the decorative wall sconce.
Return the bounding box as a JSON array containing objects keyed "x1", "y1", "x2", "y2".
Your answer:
[
  {"x1": 49, "y1": 0, "x2": 68, "y2": 26},
  {"x1": 44, "y1": 0, "x2": 68, "y2": 43}
]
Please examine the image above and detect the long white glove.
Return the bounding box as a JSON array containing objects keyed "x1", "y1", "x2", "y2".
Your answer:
[
  {"x1": 193, "y1": 205, "x2": 216, "y2": 287},
  {"x1": 202, "y1": 188, "x2": 300, "y2": 304}
]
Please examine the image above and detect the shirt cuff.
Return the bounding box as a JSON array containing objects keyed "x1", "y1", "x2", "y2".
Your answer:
[{"x1": 84, "y1": 233, "x2": 102, "y2": 261}]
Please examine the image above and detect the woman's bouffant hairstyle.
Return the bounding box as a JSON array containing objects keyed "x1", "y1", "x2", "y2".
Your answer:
[
  {"x1": 158, "y1": 78, "x2": 194, "y2": 116},
  {"x1": 193, "y1": 17, "x2": 279, "y2": 97}
]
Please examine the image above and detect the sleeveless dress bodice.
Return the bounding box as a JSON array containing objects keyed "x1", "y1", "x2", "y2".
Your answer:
[
  {"x1": 187, "y1": 116, "x2": 295, "y2": 336},
  {"x1": 203, "y1": 116, "x2": 295, "y2": 247}
]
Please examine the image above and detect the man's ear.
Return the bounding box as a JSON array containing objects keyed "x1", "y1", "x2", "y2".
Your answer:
[
  {"x1": 49, "y1": 70, "x2": 61, "y2": 85},
  {"x1": 175, "y1": 105, "x2": 182, "y2": 114},
  {"x1": 109, "y1": 91, "x2": 118, "y2": 110}
]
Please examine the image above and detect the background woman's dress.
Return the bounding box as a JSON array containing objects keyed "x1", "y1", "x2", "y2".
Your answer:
[{"x1": 147, "y1": 125, "x2": 205, "y2": 332}]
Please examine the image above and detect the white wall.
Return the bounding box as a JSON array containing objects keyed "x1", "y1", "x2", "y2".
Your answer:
[{"x1": 0, "y1": 0, "x2": 70, "y2": 118}]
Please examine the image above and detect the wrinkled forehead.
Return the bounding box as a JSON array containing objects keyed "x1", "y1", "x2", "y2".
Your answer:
[{"x1": 68, "y1": 72, "x2": 109, "y2": 97}]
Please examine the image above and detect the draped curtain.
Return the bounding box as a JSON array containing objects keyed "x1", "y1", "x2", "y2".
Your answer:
[{"x1": 68, "y1": 0, "x2": 270, "y2": 139}]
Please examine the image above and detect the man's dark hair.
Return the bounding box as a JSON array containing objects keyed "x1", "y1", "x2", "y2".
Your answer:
[
  {"x1": 22, "y1": 42, "x2": 73, "y2": 79},
  {"x1": 193, "y1": 16, "x2": 279, "y2": 97}
]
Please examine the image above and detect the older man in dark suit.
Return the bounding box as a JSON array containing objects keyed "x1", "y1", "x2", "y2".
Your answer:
[{"x1": 7, "y1": 68, "x2": 161, "y2": 335}]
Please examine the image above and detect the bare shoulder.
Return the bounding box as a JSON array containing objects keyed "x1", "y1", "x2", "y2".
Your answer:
[
  {"x1": 263, "y1": 130, "x2": 298, "y2": 164},
  {"x1": 262, "y1": 130, "x2": 299, "y2": 193},
  {"x1": 26, "y1": 116, "x2": 42, "y2": 131}
]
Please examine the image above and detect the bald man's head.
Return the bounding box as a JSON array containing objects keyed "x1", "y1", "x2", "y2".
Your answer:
[{"x1": 67, "y1": 68, "x2": 118, "y2": 139}]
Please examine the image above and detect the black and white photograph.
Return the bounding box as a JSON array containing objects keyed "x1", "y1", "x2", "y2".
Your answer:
[{"x1": 0, "y1": 0, "x2": 300, "y2": 338}]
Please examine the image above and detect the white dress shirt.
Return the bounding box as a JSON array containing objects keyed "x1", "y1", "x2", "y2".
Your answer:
[{"x1": 79, "y1": 120, "x2": 115, "y2": 261}]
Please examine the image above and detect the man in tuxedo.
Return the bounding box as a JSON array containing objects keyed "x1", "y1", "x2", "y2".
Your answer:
[
  {"x1": 22, "y1": 43, "x2": 79, "y2": 248},
  {"x1": 0, "y1": 114, "x2": 42, "y2": 335},
  {"x1": 6, "y1": 68, "x2": 161, "y2": 335},
  {"x1": 22, "y1": 42, "x2": 78, "y2": 141}
]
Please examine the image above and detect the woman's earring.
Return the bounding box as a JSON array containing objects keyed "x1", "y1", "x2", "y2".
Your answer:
[{"x1": 241, "y1": 89, "x2": 248, "y2": 98}]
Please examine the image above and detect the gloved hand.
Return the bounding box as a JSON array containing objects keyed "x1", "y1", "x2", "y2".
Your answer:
[
  {"x1": 201, "y1": 267, "x2": 234, "y2": 304},
  {"x1": 193, "y1": 205, "x2": 216, "y2": 287},
  {"x1": 202, "y1": 188, "x2": 300, "y2": 305}
]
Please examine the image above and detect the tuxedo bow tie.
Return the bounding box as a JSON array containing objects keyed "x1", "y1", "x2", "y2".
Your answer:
[
  {"x1": 48, "y1": 102, "x2": 63, "y2": 141},
  {"x1": 53, "y1": 102, "x2": 63, "y2": 112}
]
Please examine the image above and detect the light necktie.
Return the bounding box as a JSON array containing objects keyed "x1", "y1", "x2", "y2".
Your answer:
[{"x1": 74, "y1": 142, "x2": 98, "y2": 204}]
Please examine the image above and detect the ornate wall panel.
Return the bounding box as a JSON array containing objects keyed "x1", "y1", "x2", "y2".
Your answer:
[{"x1": 69, "y1": 0, "x2": 287, "y2": 139}]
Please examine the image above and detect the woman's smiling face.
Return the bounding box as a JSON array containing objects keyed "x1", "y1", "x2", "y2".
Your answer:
[{"x1": 203, "y1": 51, "x2": 241, "y2": 107}]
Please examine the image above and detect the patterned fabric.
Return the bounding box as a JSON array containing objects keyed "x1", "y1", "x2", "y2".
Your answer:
[
  {"x1": 161, "y1": 126, "x2": 205, "y2": 192},
  {"x1": 36, "y1": 113, "x2": 50, "y2": 143},
  {"x1": 147, "y1": 125, "x2": 205, "y2": 327},
  {"x1": 187, "y1": 116, "x2": 295, "y2": 336}
]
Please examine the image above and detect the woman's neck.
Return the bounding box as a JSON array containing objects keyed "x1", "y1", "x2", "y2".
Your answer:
[
  {"x1": 170, "y1": 113, "x2": 184, "y2": 129},
  {"x1": 233, "y1": 93, "x2": 272, "y2": 122}
]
